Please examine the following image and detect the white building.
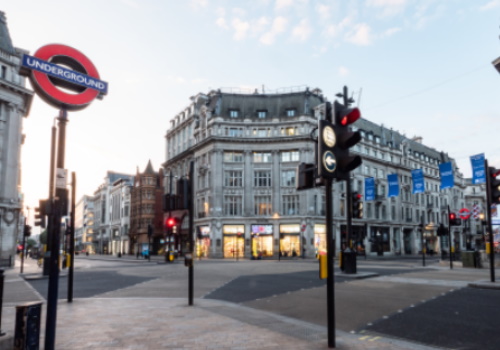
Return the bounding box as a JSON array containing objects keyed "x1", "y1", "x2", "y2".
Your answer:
[
  {"x1": 163, "y1": 87, "x2": 478, "y2": 259},
  {"x1": 74, "y1": 195, "x2": 95, "y2": 253},
  {"x1": 0, "y1": 11, "x2": 33, "y2": 266}
]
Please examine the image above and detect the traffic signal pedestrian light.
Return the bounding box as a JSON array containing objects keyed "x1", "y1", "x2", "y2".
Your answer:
[
  {"x1": 317, "y1": 103, "x2": 337, "y2": 179},
  {"x1": 332, "y1": 101, "x2": 362, "y2": 181},
  {"x1": 24, "y1": 224, "x2": 32, "y2": 237},
  {"x1": 296, "y1": 163, "x2": 315, "y2": 190},
  {"x1": 34, "y1": 199, "x2": 49, "y2": 228},
  {"x1": 352, "y1": 192, "x2": 363, "y2": 219},
  {"x1": 487, "y1": 167, "x2": 500, "y2": 204},
  {"x1": 449, "y1": 212, "x2": 462, "y2": 226}
]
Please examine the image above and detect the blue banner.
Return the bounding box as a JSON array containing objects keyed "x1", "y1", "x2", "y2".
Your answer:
[
  {"x1": 470, "y1": 153, "x2": 486, "y2": 184},
  {"x1": 411, "y1": 169, "x2": 425, "y2": 194},
  {"x1": 365, "y1": 177, "x2": 375, "y2": 201},
  {"x1": 387, "y1": 174, "x2": 399, "y2": 197},
  {"x1": 439, "y1": 162, "x2": 454, "y2": 190}
]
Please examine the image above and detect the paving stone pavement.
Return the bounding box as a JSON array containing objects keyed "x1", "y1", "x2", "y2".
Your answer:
[{"x1": 0, "y1": 257, "x2": 446, "y2": 350}]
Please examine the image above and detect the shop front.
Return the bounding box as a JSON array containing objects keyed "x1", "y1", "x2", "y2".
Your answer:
[
  {"x1": 196, "y1": 225, "x2": 211, "y2": 258},
  {"x1": 250, "y1": 224, "x2": 274, "y2": 259},
  {"x1": 314, "y1": 224, "x2": 326, "y2": 256},
  {"x1": 369, "y1": 226, "x2": 390, "y2": 255},
  {"x1": 223, "y1": 224, "x2": 245, "y2": 259},
  {"x1": 280, "y1": 224, "x2": 301, "y2": 257}
]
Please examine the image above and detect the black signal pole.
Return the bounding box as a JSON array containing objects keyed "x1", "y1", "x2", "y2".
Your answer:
[
  {"x1": 45, "y1": 109, "x2": 68, "y2": 350},
  {"x1": 325, "y1": 177, "x2": 335, "y2": 348},
  {"x1": 68, "y1": 172, "x2": 76, "y2": 302},
  {"x1": 485, "y1": 159, "x2": 496, "y2": 282},
  {"x1": 447, "y1": 206, "x2": 453, "y2": 270},
  {"x1": 188, "y1": 161, "x2": 194, "y2": 306}
]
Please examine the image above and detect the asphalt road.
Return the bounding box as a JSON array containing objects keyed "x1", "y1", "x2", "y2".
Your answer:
[{"x1": 24, "y1": 256, "x2": 500, "y2": 350}]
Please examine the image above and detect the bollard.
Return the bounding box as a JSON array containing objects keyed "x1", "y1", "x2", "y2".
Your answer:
[
  {"x1": 14, "y1": 302, "x2": 42, "y2": 350},
  {"x1": 0, "y1": 269, "x2": 5, "y2": 336}
]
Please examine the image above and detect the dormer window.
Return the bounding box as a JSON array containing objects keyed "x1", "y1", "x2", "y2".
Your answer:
[
  {"x1": 229, "y1": 109, "x2": 239, "y2": 118},
  {"x1": 257, "y1": 110, "x2": 267, "y2": 119},
  {"x1": 286, "y1": 109, "x2": 296, "y2": 117}
]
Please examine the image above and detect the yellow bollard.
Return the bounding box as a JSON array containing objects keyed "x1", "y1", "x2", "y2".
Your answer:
[
  {"x1": 486, "y1": 242, "x2": 491, "y2": 254},
  {"x1": 319, "y1": 254, "x2": 328, "y2": 279},
  {"x1": 66, "y1": 253, "x2": 71, "y2": 268},
  {"x1": 451, "y1": 246, "x2": 455, "y2": 253}
]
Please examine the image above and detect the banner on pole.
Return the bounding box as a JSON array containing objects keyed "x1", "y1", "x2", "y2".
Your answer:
[
  {"x1": 470, "y1": 153, "x2": 486, "y2": 184},
  {"x1": 387, "y1": 174, "x2": 399, "y2": 198},
  {"x1": 365, "y1": 177, "x2": 375, "y2": 201},
  {"x1": 439, "y1": 162, "x2": 454, "y2": 190},
  {"x1": 411, "y1": 169, "x2": 425, "y2": 194}
]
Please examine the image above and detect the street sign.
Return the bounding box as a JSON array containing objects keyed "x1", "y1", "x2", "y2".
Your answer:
[
  {"x1": 322, "y1": 151, "x2": 337, "y2": 173},
  {"x1": 459, "y1": 208, "x2": 471, "y2": 220}
]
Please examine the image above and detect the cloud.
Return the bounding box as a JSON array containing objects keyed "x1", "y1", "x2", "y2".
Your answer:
[
  {"x1": 292, "y1": 18, "x2": 312, "y2": 41},
  {"x1": 190, "y1": 0, "x2": 208, "y2": 10},
  {"x1": 252, "y1": 16, "x2": 270, "y2": 35},
  {"x1": 383, "y1": 27, "x2": 401, "y2": 37},
  {"x1": 338, "y1": 66, "x2": 349, "y2": 76},
  {"x1": 315, "y1": 4, "x2": 331, "y2": 20},
  {"x1": 260, "y1": 16, "x2": 288, "y2": 45},
  {"x1": 479, "y1": 0, "x2": 500, "y2": 10},
  {"x1": 216, "y1": 17, "x2": 229, "y2": 29},
  {"x1": 275, "y1": 0, "x2": 294, "y2": 11},
  {"x1": 366, "y1": 0, "x2": 407, "y2": 16},
  {"x1": 344, "y1": 23, "x2": 373, "y2": 46},
  {"x1": 232, "y1": 18, "x2": 251, "y2": 40}
]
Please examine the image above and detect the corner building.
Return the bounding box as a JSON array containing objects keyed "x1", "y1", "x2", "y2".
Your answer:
[{"x1": 164, "y1": 87, "x2": 471, "y2": 259}]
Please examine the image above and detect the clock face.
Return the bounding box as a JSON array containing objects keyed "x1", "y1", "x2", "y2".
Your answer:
[{"x1": 4, "y1": 210, "x2": 14, "y2": 224}]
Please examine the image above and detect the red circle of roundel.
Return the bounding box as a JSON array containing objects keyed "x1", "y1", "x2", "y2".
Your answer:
[
  {"x1": 459, "y1": 208, "x2": 471, "y2": 220},
  {"x1": 31, "y1": 44, "x2": 100, "y2": 109}
]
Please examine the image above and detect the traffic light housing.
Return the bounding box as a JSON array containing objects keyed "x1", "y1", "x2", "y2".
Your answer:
[
  {"x1": 352, "y1": 192, "x2": 363, "y2": 219},
  {"x1": 296, "y1": 163, "x2": 315, "y2": 190},
  {"x1": 34, "y1": 199, "x2": 49, "y2": 228},
  {"x1": 24, "y1": 224, "x2": 32, "y2": 237},
  {"x1": 449, "y1": 212, "x2": 462, "y2": 226},
  {"x1": 176, "y1": 178, "x2": 191, "y2": 210},
  {"x1": 332, "y1": 100, "x2": 362, "y2": 181},
  {"x1": 488, "y1": 167, "x2": 500, "y2": 204},
  {"x1": 165, "y1": 217, "x2": 178, "y2": 229}
]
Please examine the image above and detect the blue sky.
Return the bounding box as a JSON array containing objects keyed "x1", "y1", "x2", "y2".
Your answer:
[{"x1": 2, "y1": 0, "x2": 500, "y2": 222}]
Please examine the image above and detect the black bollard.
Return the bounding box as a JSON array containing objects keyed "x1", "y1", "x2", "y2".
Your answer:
[{"x1": 0, "y1": 269, "x2": 4, "y2": 336}]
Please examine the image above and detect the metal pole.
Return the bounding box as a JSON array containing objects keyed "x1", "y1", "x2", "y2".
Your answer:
[
  {"x1": 45, "y1": 109, "x2": 68, "y2": 350},
  {"x1": 20, "y1": 218, "x2": 26, "y2": 274},
  {"x1": 325, "y1": 178, "x2": 335, "y2": 348},
  {"x1": 421, "y1": 214, "x2": 426, "y2": 267},
  {"x1": 44, "y1": 122, "x2": 57, "y2": 276},
  {"x1": 485, "y1": 159, "x2": 495, "y2": 282},
  {"x1": 68, "y1": 172, "x2": 76, "y2": 302},
  {"x1": 447, "y1": 205, "x2": 453, "y2": 269},
  {"x1": 188, "y1": 161, "x2": 194, "y2": 306}
]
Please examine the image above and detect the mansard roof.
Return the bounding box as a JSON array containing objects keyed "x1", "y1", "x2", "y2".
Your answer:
[{"x1": 0, "y1": 12, "x2": 15, "y2": 55}]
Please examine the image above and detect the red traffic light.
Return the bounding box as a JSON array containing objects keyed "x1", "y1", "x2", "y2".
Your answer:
[
  {"x1": 356, "y1": 193, "x2": 362, "y2": 200},
  {"x1": 449, "y1": 213, "x2": 456, "y2": 220},
  {"x1": 334, "y1": 101, "x2": 361, "y2": 126},
  {"x1": 165, "y1": 217, "x2": 177, "y2": 228}
]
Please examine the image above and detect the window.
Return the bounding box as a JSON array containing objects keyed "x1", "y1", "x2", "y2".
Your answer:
[
  {"x1": 257, "y1": 110, "x2": 267, "y2": 119},
  {"x1": 224, "y1": 170, "x2": 242, "y2": 187},
  {"x1": 286, "y1": 109, "x2": 296, "y2": 117},
  {"x1": 1, "y1": 66, "x2": 5, "y2": 79},
  {"x1": 253, "y1": 152, "x2": 272, "y2": 163},
  {"x1": 281, "y1": 170, "x2": 296, "y2": 187},
  {"x1": 253, "y1": 128, "x2": 270, "y2": 137},
  {"x1": 224, "y1": 151, "x2": 243, "y2": 162},
  {"x1": 255, "y1": 196, "x2": 272, "y2": 215},
  {"x1": 224, "y1": 196, "x2": 242, "y2": 216},
  {"x1": 227, "y1": 128, "x2": 243, "y2": 137},
  {"x1": 282, "y1": 195, "x2": 299, "y2": 215},
  {"x1": 281, "y1": 127, "x2": 297, "y2": 136},
  {"x1": 254, "y1": 171, "x2": 271, "y2": 187},
  {"x1": 281, "y1": 150, "x2": 299, "y2": 162},
  {"x1": 229, "y1": 109, "x2": 239, "y2": 118}
]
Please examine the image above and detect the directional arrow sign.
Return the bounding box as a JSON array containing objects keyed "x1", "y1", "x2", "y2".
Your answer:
[{"x1": 322, "y1": 151, "x2": 337, "y2": 173}]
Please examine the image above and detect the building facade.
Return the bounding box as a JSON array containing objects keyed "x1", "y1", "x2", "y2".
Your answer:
[
  {"x1": 164, "y1": 87, "x2": 483, "y2": 259},
  {"x1": 109, "y1": 177, "x2": 132, "y2": 255},
  {"x1": 0, "y1": 11, "x2": 33, "y2": 265},
  {"x1": 91, "y1": 171, "x2": 133, "y2": 254},
  {"x1": 129, "y1": 161, "x2": 164, "y2": 256},
  {"x1": 74, "y1": 195, "x2": 95, "y2": 253}
]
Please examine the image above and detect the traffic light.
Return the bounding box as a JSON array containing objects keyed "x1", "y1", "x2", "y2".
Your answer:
[
  {"x1": 34, "y1": 199, "x2": 49, "y2": 228},
  {"x1": 163, "y1": 194, "x2": 177, "y2": 211},
  {"x1": 317, "y1": 102, "x2": 337, "y2": 179},
  {"x1": 165, "y1": 217, "x2": 178, "y2": 229},
  {"x1": 177, "y1": 178, "x2": 191, "y2": 210},
  {"x1": 487, "y1": 167, "x2": 500, "y2": 204},
  {"x1": 147, "y1": 224, "x2": 153, "y2": 237},
  {"x1": 352, "y1": 192, "x2": 363, "y2": 219},
  {"x1": 449, "y1": 212, "x2": 462, "y2": 226},
  {"x1": 24, "y1": 224, "x2": 32, "y2": 237},
  {"x1": 296, "y1": 163, "x2": 315, "y2": 190},
  {"x1": 332, "y1": 100, "x2": 362, "y2": 181}
]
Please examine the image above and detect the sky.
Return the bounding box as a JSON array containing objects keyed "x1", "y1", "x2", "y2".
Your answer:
[{"x1": 2, "y1": 0, "x2": 500, "y2": 227}]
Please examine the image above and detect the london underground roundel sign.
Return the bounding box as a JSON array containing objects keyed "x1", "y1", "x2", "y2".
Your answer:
[{"x1": 21, "y1": 44, "x2": 108, "y2": 111}]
